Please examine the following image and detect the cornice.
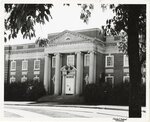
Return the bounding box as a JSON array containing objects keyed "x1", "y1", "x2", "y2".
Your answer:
[{"x1": 5, "y1": 48, "x2": 44, "y2": 54}]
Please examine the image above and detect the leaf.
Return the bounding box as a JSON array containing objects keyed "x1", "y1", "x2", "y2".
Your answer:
[
  {"x1": 46, "y1": 9, "x2": 50, "y2": 15},
  {"x1": 44, "y1": 14, "x2": 49, "y2": 22}
]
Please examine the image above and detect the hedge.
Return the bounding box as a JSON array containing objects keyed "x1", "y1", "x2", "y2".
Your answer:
[
  {"x1": 83, "y1": 82, "x2": 146, "y2": 106},
  {"x1": 4, "y1": 80, "x2": 46, "y2": 101}
]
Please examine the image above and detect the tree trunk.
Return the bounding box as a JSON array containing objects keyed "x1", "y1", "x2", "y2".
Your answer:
[{"x1": 128, "y1": 5, "x2": 142, "y2": 117}]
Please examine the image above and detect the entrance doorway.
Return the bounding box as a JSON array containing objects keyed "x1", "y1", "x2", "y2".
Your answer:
[{"x1": 65, "y1": 75, "x2": 75, "y2": 94}]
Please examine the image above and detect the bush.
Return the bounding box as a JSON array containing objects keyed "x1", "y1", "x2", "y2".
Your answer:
[
  {"x1": 83, "y1": 82, "x2": 145, "y2": 106},
  {"x1": 83, "y1": 83, "x2": 106, "y2": 104},
  {"x1": 4, "y1": 82, "x2": 28, "y2": 101},
  {"x1": 4, "y1": 80, "x2": 46, "y2": 101}
]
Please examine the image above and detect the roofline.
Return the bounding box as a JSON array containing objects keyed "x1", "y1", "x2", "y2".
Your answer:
[
  {"x1": 47, "y1": 28, "x2": 101, "y2": 37},
  {"x1": 4, "y1": 42, "x2": 36, "y2": 47}
]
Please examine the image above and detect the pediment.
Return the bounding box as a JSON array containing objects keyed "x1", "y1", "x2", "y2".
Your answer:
[{"x1": 48, "y1": 30, "x2": 94, "y2": 45}]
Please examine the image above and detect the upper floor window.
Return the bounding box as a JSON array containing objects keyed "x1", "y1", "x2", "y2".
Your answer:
[
  {"x1": 22, "y1": 60, "x2": 28, "y2": 70},
  {"x1": 84, "y1": 54, "x2": 90, "y2": 66},
  {"x1": 34, "y1": 60, "x2": 40, "y2": 70},
  {"x1": 124, "y1": 55, "x2": 129, "y2": 67},
  {"x1": 105, "y1": 55, "x2": 114, "y2": 67},
  {"x1": 52, "y1": 56, "x2": 56, "y2": 68},
  {"x1": 105, "y1": 74, "x2": 114, "y2": 87},
  {"x1": 67, "y1": 55, "x2": 74, "y2": 66},
  {"x1": 11, "y1": 60, "x2": 16, "y2": 71}
]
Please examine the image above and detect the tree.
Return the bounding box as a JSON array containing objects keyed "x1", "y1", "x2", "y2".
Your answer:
[
  {"x1": 4, "y1": 3, "x2": 146, "y2": 117},
  {"x1": 80, "y1": 4, "x2": 146, "y2": 117},
  {"x1": 4, "y1": 4, "x2": 53, "y2": 42}
]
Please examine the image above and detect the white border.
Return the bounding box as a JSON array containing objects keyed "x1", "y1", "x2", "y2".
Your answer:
[{"x1": 1, "y1": 1, "x2": 150, "y2": 122}]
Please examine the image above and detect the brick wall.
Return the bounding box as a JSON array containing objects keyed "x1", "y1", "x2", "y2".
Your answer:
[
  {"x1": 114, "y1": 53, "x2": 124, "y2": 85},
  {"x1": 96, "y1": 52, "x2": 105, "y2": 83},
  {"x1": 104, "y1": 53, "x2": 124, "y2": 85}
]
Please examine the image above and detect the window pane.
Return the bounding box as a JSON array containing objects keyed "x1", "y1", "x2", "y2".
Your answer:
[
  {"x1": 21, "y1": 76, "x2": 27, "y2": 82},
  {"x1": 124, "y1": 55, "x2": 129, "y2": 67},
  {"x1": 11, "y1": 61, "x2": 16, "y2": 70},
  {"x1": 34, "y1": 60, "x2": 40, "y2": 70},
  {"x1": 10, "y1": 76, "x2": 16, "y2": 83},
  {"x1": 67, "y1": 55, "x2": 74, "y2": 66},
  {"x1": 124, "y1": 76, "x2": 130, "y2": 83},
  {"x1": 22, "y1": 61, "x2": 28, "y2": 70},
  {"x1": 107, "y1": 77, "x2": 113, "y2": 85},
  {"x1": 106, "y1": 56, "x2": 113, "y2": 67}
]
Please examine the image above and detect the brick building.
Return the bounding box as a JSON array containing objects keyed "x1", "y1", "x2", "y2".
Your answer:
[{"x1": 4, "y1": 28, "x2": 145, "y2": 95}]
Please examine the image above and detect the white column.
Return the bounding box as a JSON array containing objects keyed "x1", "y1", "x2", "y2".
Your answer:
[
  {"x1": 54, "y1": 53, "x2": 61, "y2": 95},
  {"x1": 89, "y1": 51, "x2": 96, "y2": 84},
  {"x1": 44, "y1": 54, "x2": 51, "y2": 94},
  {"x1": 62, "y1": 73, "x2": 66, "y2": 95},
  {"x1": 76, "y1": 52, "x2": 83, "y2": 95},
  {"x1": 80, "y1": 53, "x2": 83, "y2": 94}
]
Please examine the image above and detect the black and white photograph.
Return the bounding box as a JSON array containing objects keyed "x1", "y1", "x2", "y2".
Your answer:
[{"x1": 1, "y1": 0, "x2": 150, "y2": 122}]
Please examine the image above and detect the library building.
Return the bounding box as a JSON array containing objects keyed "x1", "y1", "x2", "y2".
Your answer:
[{"x1": 4, "y1": 28, "x2": 146, "y2": 95}]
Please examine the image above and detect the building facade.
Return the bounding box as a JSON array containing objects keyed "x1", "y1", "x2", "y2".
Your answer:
[{"x1": 5, "y1": 28, "x2": 144, "y2": 95}]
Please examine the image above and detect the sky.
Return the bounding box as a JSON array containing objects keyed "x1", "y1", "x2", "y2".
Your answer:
[{"x1": 5, "y1": 3, "x2": 114, "y2": 45}]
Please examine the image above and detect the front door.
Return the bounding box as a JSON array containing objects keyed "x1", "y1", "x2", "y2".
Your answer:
[{"x1": 65, "y1": 75, "x2": 75, "y2": 94}]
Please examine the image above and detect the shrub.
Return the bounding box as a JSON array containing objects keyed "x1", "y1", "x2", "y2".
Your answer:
[
  {"x1": 4, "y1": 80, "x2": 46, "y2": 101},
  {"x1": 26, "y1": 81, "x2": 46, "y2": 101},
  {"x1": 83, "y1": 83, "x2": 106, "y2": 104},
  {"x1": 83, "y1": 81, "x2": 146, "y2": 106}
]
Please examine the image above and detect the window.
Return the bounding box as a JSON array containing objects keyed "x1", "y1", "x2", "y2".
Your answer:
[
  {"x1": 22, "y1": 60, "x2": 28, "y2": 70},
  {"x1": 21, "y1": 76, "x2": 27, "y2": 82},
  {"x1": 34, "y1": 60, "x2": 40, "y2": 70},
  {"x1": 124, "y1": 55, "x2": 129, "y2": 67},
  {"x1": 10, "y1": 76, "x2": 16, "y2": 83},
  {"x1": 33, "y1": 75, "x2": 40, "y2": 82},
  {"x1": 123, "y1": 74, "x2": 130, "y2": 83},
  {"x1": 105, "y1": 55, "x2": 114, "y2": 67},
  {"x1": 52, "y1": 56, "x2": 56, "y2": 68},
  {"x1": 142, "y1": 75, "x2": 146, "y2": 84},
  {"x1": 105, "y1": 75, "x2": 114, "y2": 87},
  {"x1": 67, "y1": 55, "x2": 74, "y2": 66},
  {"x1": 84, "y1": 54, "x2": 90, "y2": 66},
  {"x1": 65, "y1": 37, "x2": 70, "y2": 40},
  {"x1": 11, "y1": 61, "x2": 16, "y2": 71}
]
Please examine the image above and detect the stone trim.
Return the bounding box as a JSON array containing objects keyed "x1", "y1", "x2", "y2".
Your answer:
[
  {"x1": 5, "y1": 48, "x2": 44, "y2": 54},
  {"x1": 45, "y1": 42, "x2": 104, "y2": 54},
  {"x1": 5, "y1": 52, "x2": 44, "y2": 60}
]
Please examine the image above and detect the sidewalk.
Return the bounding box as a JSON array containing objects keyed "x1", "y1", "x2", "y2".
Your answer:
[{"x1": 4, "y1": 101, "x2": 146, "y2": 113}]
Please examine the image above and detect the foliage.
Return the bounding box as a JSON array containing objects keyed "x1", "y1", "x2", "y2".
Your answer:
[
  {"x1": 83, "y1": 82, "x2": 145, "y2": 106},
  {"x1": 83, "y1": 83, "x2": 106, "y2": 104},
  {"x1": 4, "y1": 4, "x2": 53, "y2": 42},
  {"x1": 80, "y1": 4, "x2": 146, "y2": 64},
  {"x1": 4, "y1": 80, "x2": 46, "y2": 101},
  {"x1": 80, "y1": 4, "x2": 94, "y2": 24},
  {"x1": 35, "y1": 37, "x2": 49, "y2": 47}
]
